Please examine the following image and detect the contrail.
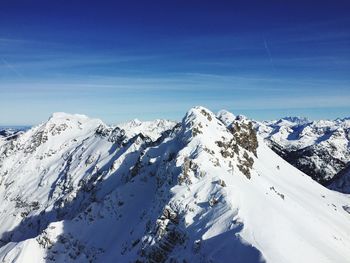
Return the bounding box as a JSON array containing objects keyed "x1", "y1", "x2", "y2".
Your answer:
[
  {"x1": 263, "y1": 37, "x2": 276, "y2": 71},
  {"x1": 1, "y1": 58, "x2": 23, "y2": 78}
]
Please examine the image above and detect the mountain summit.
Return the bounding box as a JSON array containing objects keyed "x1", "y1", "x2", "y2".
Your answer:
[{"x1": 0, "y1": 107, "x2": 349, "y2": 263}]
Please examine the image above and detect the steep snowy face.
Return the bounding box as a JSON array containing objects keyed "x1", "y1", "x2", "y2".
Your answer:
[
  {"x1": 0, "y1": 113, "x2": 104, "y2": 238},
  {"x1": 256, "y1": 117, "x2": 350, "y2": 184},
  {"x1": 0, "y1": 107, "x2": 350, "y2": 263}
]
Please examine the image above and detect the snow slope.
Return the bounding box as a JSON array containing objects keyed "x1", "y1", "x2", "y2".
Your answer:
[{"x1": 0, "y1": 107, "x2": 350, "y2": 263}]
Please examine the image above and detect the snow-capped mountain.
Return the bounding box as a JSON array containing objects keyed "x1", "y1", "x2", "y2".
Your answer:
[
  {"x1": 0, "y1": 107, "x2": 350, "y2": 263},
  {"x1": 255, "y1": 117, "x2": 350, "y2": 185}
]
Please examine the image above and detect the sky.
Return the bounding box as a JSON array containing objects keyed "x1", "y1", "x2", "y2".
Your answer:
[{"x1": 0, "y1": 0, "x2": 349, "y2": 125}]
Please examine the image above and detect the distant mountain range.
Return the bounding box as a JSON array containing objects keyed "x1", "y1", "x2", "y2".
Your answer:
[
  {"x1": 0, "y1": 127, "x2": 29, "y2": 142},
  {"x1": 257, "y1": 116, "x2": 350, "y2": 192},
  {"x1": 0, "y1": 107, "x2": 349, "y2": 262}
]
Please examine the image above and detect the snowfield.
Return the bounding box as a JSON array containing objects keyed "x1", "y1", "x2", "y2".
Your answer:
[{"x1": 0, "y1": 107, "x2": 349, "y2": 263}]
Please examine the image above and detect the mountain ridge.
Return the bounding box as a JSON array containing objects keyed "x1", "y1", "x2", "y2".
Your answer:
[{"x1": 0, "y1": 107, "x2": 349, "y2": 262}]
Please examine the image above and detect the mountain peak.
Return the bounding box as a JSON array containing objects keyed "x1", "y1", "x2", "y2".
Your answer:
[
  {"x1": 278, "y1": 116, "x2": 310, "y2": 125},
  {"x1": 217, "y1": 109, "x2": 236, "y2": 126},
  {"x1": 48, "y1": 112, "x2": 93, "y2": 122},
  {"x1": 186, "y1": 105, "x2": 214, "y2": 117},
  {"x1": 182, "y1": 106, "x2": 226, "y2": 140},
  {"x1": 44, "y1": 112, "x2": 103, "y2": 133}
]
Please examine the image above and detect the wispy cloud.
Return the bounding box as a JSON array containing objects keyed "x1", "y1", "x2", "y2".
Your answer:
[
  {"x1": 263, "y1": 37, "x2": 275, "y2": 71},
  {"x1": 0, "y1": 58, "x2": 23, "y2": 78}
]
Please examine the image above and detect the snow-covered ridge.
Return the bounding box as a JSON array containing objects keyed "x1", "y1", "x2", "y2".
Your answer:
[{"x1": 0, "y1": 107, "x2": 350, "y2": 263}]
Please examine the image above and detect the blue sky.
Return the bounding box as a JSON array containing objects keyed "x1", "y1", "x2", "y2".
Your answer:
[{"x1": 1, "y1": 1, "x2": 349, "y2": 125}]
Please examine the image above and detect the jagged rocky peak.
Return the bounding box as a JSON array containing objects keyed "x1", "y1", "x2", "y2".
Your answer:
[
  {"x1": 179, "y1": 106, "x2": 258, "y2": 179},
  {"x1": 182, "y1": 106, "x2": 225, "y2": 138},
  {"x1": 139, "y1": 107, "x2": 261, "y2": 261},
  {"x1": 182, "y1": 106, "x2": 257, "y2": 155},
  {"x1": 216, "y1": 109, "x2": 258, "y2": 157}
]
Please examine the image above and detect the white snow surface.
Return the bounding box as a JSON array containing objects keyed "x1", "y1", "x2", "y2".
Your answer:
[{"x1": 0, "y1": 107, "x2": 349, "y2": 262}]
